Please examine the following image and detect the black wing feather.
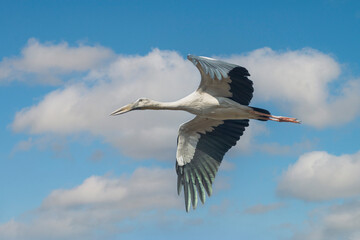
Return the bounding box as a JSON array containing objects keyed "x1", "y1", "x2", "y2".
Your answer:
[
  {"x1": 176, "y1": 119, "x2": 249, "y2": 212},
  {"x1": 228, "y1": 67, "x2": 254, "y2": 105}
]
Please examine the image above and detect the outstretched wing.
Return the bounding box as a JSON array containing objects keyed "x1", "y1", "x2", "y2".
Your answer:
[
  {"x1": 176, "y1": 116, "x2": 249, "y2": 212},
  {"x1": 188, "y1": 54, "x2": 254, "y2": 105}
]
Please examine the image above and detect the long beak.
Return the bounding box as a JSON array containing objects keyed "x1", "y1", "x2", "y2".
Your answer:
[{"x1": 110, "y1": 103, "x2": 134, "y2": 116}]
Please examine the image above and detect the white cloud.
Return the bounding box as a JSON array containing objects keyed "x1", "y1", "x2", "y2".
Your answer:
[
  {"x1": 292, "y1": 200, "x2": 360, "y2": 240},
  {"x1": 277, "y1": 151, "x2": 360, "y2": 201},
  {"x1": 11, "y1": 48, "x2": 198, "y2": 160},
  {"x1": 42, "y1": 168, "x2": 179, "y2": 210},
  {"x1": 0, "y1": 38, "x2": 114, "y2": 84},
  {"x1": 227, "y1": 48, "x2": 360, "y2": 127},
  {"x1": 0, "y1": 167, "x2": 182, "y2": 240},
  {"x1": 8, "y1": 43, "x2": 360, "y2": 160}
]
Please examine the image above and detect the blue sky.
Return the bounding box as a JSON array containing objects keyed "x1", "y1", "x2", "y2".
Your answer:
[{"x1": 1, "y1": 1, "x2": 360, "y2": 239}]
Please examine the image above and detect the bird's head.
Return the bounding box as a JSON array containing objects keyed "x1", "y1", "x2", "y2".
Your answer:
[{"x1": 110, "y1": 98, "x2": 152, "y2": 116}]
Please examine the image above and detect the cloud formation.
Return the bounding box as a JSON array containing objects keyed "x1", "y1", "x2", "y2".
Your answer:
[
  {"x1": 8, "y1": 40, "x2": 360, "y2": 160},
  {"x1": 0, "y1": 38, "x2": 114, "y2": 84},
  {"x1": 227, "y1": 48, "x2": 360, "y2": 127},
  {"x1": 292, "y1": 200, "x2": 360, "y2": 240},
  {"x1": 11, "y1": 48, "x2": 198, "y2": 159},
  {"x1": 0, "y1": 167, "x2": 182, "y2": 240},
  {"x1": 277, "y1": 151, "x2": 360, "y2": 201}
]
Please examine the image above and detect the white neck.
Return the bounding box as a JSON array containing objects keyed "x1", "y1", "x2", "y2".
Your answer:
[{"x1": 143, "y1": 100, "x2": 186, "y2": 111}]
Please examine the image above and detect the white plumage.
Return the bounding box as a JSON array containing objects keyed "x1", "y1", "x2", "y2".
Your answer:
[{"x1": 111, "y1": 54, "x2": 300, "y2": 212}]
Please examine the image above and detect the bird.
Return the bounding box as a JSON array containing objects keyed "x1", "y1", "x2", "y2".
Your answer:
[{"x1": 111, "y1": 54, "x2": 300, "y2": 212}]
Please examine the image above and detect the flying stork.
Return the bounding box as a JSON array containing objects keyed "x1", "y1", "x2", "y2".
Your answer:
[{"x1": 111, "y1": 55, "x2": 300, "y2": 212}]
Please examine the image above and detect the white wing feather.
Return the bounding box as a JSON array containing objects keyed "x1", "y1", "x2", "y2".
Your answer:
[{"x1": 176, "y1": 117, "x2": 224, "y2": 166}]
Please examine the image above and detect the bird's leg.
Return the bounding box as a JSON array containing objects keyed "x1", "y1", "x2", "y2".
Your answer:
[
  {"x1": 251, "y1": 111, "x2": 301, "y2": 124},
  {"x1": 271, "y1": 116, "x2": 301, "y2": 123}
]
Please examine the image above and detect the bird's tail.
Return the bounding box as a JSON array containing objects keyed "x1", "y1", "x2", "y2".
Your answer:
[{"x1": 250, "y1": 107, "x2": 271, "y2": 121}]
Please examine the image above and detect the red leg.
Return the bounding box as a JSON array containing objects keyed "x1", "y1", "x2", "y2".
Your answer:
[{"x1": 251, "y1": 111, "x2": 301, "y2": 124}]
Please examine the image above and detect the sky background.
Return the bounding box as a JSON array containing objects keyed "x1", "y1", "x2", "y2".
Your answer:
[{"x1": 1, "y1": 0, "x2": 360, "y2": 239}]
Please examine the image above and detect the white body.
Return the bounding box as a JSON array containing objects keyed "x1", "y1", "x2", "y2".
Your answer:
[{"x1": 172, "y1": 91, "x2": 254, "y2": 120}]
